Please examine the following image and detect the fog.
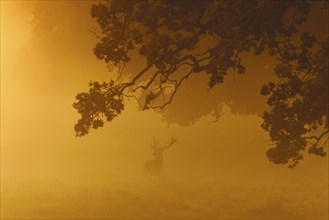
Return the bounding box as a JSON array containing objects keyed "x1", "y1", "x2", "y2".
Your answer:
[{"x1": 1, "y1": 1, "x2": 328, "y2": 219}]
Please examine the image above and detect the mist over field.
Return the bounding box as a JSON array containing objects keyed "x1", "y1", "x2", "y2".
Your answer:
[{"x1": 1, "y1": 1, "x2": 328, "y2": 219}]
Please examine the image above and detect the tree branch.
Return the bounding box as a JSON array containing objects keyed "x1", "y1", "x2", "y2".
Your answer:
[
  {"x1": 304, "y1": 129, "x2": 329, "y2": 147},
  {"x1": 151, "y1": 69, "x2": 194, "y2": 110},
  {"x1": 133, "y1": 71, "x2": 160, "y2": 92},
  {"x1": 88, "y1": 29, "x2": 103, "y2": 39}
]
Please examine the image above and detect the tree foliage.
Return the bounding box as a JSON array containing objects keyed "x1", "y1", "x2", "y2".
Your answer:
[
  {"x1": 73, "y1": 0, "x2": 328, "y2": 167},
  {"x1": 261, "y1": 36, "x2": 328, "y2": 167}
]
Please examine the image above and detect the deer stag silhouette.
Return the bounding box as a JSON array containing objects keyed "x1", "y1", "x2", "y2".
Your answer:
[{"x1": 144, "y1": 137, "x2": 177, "y2": 177}]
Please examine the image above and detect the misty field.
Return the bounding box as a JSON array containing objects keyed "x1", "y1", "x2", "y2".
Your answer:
[{"x1": 2, "y1": 177, "x2": 328, "y2": 219}]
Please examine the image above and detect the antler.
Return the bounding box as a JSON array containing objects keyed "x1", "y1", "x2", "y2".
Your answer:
[
  {"x1": 152, "y1": 137, "x2": 160, "y2": 150},
  {"x1": 161, "y1": 137, "x2": 177, "y2": 150}
]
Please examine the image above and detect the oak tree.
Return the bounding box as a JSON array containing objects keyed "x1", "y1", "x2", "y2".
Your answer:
[{"x1": 73, "y1": 0, "x2": 328, "y2": 168}]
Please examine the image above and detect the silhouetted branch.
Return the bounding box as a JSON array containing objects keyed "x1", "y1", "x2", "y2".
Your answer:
[
  {"x1": 88, "y1": 29, "x2": 103, "y2": 39},
  {"x1": 305, "y1": 129, "x2": 329, "y2": 147},
  {"x1": 133, "y1": 71, "x2": 160, "y2": 92},
  {"x1": 208, "y1": 106, "x2": 222, "y2": 125},
  {"x1": 152, "y1": 69, "x2": 194, "y2": 110}
]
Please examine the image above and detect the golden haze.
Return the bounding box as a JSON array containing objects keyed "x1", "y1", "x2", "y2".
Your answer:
[{"x1": 1, "y1": 1, "x2": 328, "y2": 219}]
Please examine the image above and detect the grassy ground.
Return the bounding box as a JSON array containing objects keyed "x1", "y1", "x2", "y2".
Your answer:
[{"x1": 1, "y1": 177, "x2": 328, "y2": 219}]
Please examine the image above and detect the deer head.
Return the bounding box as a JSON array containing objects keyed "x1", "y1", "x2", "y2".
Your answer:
[{"x1": 151, "y1": 137, "x2": 177, "y2": 156}]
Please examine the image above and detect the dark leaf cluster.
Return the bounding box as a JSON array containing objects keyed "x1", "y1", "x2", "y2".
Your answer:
[
  {"x1": 73, "y1": 81, "x2": 124, "y2": 136},
  {"x1": 261, "y1": 37, "x2": 329, "y2": 167}
]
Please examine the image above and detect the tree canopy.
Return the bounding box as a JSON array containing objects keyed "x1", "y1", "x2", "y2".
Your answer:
[{"x1": 73, "y1": 0, "x2": 328, "y2": 168}]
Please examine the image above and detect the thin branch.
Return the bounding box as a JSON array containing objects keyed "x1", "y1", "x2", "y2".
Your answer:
[
  {"x1": 122, "y1": 93, "x2": 143, "y2": 109},
  {"x1": 152, "y1": 69, "x2": 193, "y2": 110},
  {"x1": 119, "y1": 26, "x2": 207, "y2": 94},
  {"x1": 208, "y1": 106, "x2": 222, "y2": 125},
  {"x1": 289, "y1": 8, "x2": 299, "y2": 30},
  {"x1": 304, "y1": 129, "x2": 329, "y2": 146},
  {"x1": 320, "y1": 136, "x2": 329, "y2": 149},
  {"x1": 195, "y1": 48, "x2": 210, "y2": 57},
  {"x1": 88, "y1": 29, "x2": 103, "y2": 39},
  {"x1": 133, "y1": 71, "x2": 160, "y2": 92},
  {"x1": 208, "y1": 117, "x2": 219, "y2": 125},
  {"x1": 120, "y1": 63, "x2": 154, "y2": 92}
]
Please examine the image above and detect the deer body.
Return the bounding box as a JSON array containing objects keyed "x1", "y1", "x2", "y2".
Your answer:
[
  {"x1": 144, "y1": 137, "x2": 176, "y2": 177},
  {"x1": 144, "y1": 153, "x2": 163, "y2": 176}
]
